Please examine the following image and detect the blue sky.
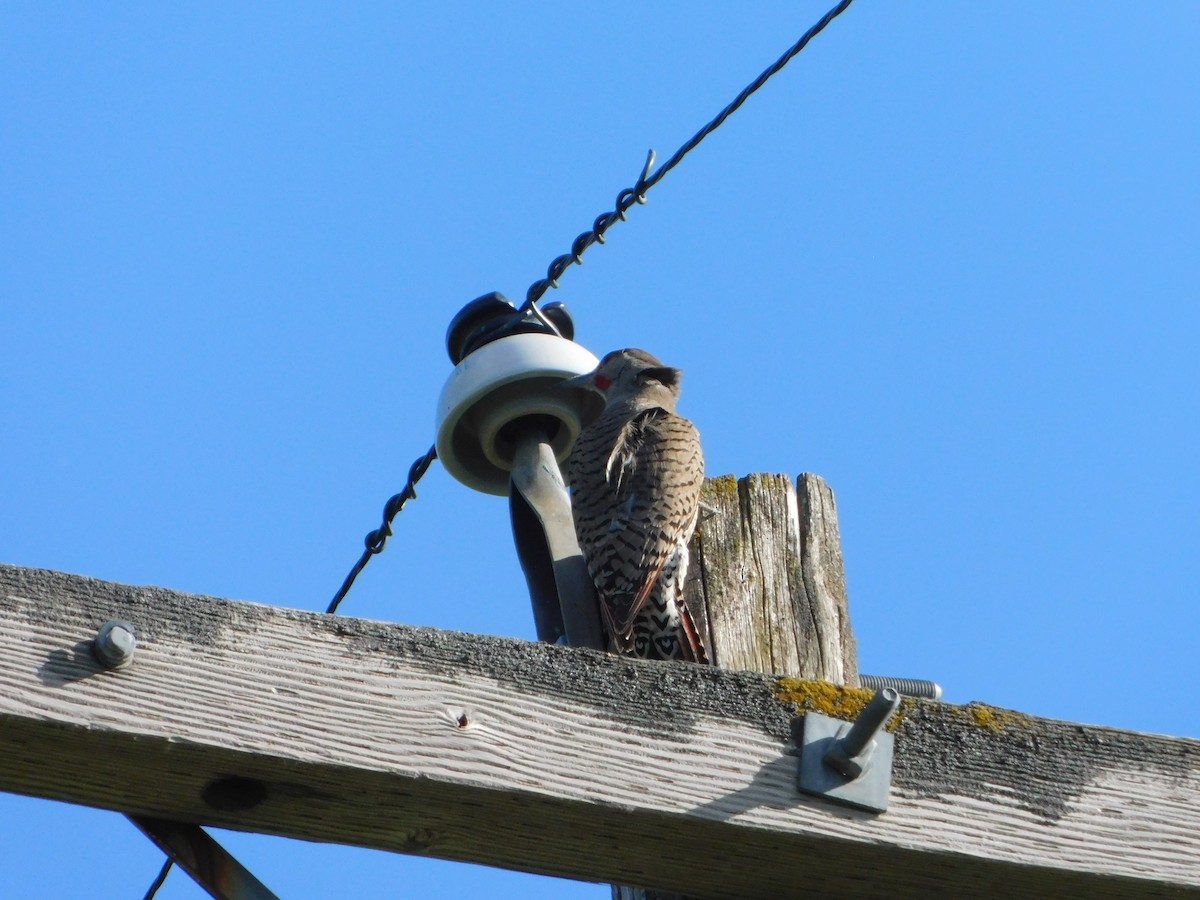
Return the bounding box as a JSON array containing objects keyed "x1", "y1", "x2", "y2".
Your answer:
[{"x1": 2, "y1": 2, "x2": 1197, "y2": 896}]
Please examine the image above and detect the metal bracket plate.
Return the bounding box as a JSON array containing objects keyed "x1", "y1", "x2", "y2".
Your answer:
[{"x1": 797, "y1": 711, "x2": 896, "y2": 813}]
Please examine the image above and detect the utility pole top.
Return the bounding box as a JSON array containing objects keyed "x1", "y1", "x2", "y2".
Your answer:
[{"x1": 1, "y1": 553, "x2": 1197, "y2": 898}]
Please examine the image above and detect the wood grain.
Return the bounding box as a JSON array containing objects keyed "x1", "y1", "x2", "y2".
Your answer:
[
  {"x1": 1, "y1": 563, "x2": 1197, "y2": 898},
  {"x1": 682, "y1": 473, "x2": 857, "y2": 684},
  {"x1": 624, "y1": 473, "x2": 859, "y2": 899}
]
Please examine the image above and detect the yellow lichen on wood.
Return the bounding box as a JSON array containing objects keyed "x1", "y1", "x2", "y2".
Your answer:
[
  {"x1": 774, "y1": 678, "x2": 879, "y2": 722},
  {"x1": 774, "y1": 685, "x2": 1036, "y2": 736},
  {"x1": 703, "y1": 474, "x2": 740, "y2": 500},
  {"x1": 960, "y1": 702, "x2": 1034, "y2": 732}
]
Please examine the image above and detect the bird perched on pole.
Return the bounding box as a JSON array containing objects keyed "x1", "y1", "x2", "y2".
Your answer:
[{"x1": 560, "y1": 348, "x2": 708, "y2": 663}]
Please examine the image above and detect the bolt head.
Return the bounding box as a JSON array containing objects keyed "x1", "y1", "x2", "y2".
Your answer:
[{"x1": 94, "y1": 620, "x2": 137, "y2": 669}]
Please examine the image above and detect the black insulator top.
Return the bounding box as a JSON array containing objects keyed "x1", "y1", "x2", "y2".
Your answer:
[{"x1": 446, "y1": 292, "x2": 575, "y2": 365}]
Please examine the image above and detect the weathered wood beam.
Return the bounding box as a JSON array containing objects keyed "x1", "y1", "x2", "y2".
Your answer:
[{"x1": 0, "y1": 564, "x2": 1197, "y2": 898}]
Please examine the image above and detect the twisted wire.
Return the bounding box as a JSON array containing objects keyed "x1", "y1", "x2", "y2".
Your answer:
[
  {"x1": 140, "y1": 8, "x2": 860, "y2": 898},
  {"x1": 326, "y1": 444, "x2": 438, "y2": 614},
  {"x1": 327, "y1": 0, "x2": 855, "y2": 614},
  {"x1": 522, "y1": 0, "x2": 856, "y2": 311}
]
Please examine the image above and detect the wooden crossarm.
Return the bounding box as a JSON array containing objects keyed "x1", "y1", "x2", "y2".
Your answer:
[{"x1": 1, "y1": 563, "x2": 1197, "y2": 898}]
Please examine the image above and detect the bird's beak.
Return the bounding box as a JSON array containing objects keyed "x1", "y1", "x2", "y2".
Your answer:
[{"x1": 557, "y1": 371, "x2": 597, "y2": 392}]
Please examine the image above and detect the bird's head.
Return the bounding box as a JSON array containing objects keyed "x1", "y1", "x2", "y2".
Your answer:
[{"x1": 559, "y1": 348, "x2": 683, "y2": 409}]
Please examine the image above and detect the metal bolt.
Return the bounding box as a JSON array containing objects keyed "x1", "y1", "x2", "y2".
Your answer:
[
  {"x1": 93, "y1": 620, "x2": 137, "y2": 669},
  {"x1": 860, "y1": 674, "x2": 943, "y2": 700},
  {"x1": 823, "y1": 687, "x2": 901, "y2": 779}
]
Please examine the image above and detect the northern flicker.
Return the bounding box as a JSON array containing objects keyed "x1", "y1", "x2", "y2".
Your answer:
[{"x1": 561, "y1": 349, "x2": 708, "y2": 663}]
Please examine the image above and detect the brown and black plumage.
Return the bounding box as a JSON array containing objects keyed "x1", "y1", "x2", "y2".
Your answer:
[{"x1": 561, "y1": 349, "x2": 707, "y2": 663}]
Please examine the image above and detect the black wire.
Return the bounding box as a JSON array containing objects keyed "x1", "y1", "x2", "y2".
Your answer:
[
  {"x1": 143, "y1": 858, "x2": 172, "y2": 900},
  {"x1": 326, "y1": 0, "x2": 856, "y2": 614},
  {"x1": 326, "y1": 445, "x2": 438, "y2": 615},
  {"x1": 522, "y1": 0, "x2": 856, "y2": 311},
  {"x1": 138, "y1": 9, "x2": 859, "y2": 899}
]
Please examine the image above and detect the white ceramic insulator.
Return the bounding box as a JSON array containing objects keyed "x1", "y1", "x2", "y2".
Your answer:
[{"x1": 435, "y1": 333, "x2": 602, "y2": 495}]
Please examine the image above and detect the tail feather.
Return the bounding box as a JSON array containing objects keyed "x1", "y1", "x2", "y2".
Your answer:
[{"x1": 676, "y1": 602, "x2": 708, "y2": 665}]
